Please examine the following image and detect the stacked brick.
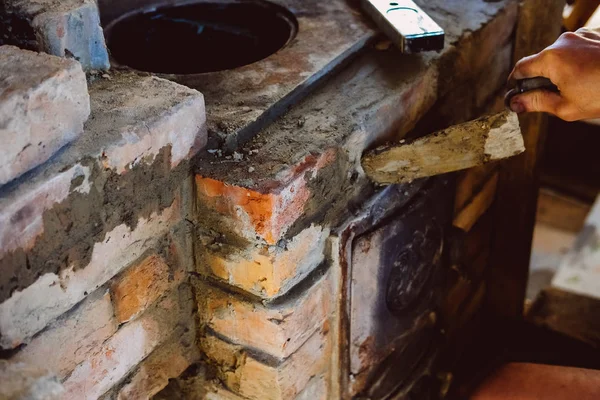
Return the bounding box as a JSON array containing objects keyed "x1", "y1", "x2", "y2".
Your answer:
[
  {"x1": 1, "y1": 0, "x2": 110, "y2": 70},
  {"x1": 0, "y1": 0, "x2": 523, "y2": 398},
  {"x1": 194, "y1": 159, "x2": 339, "y2": 399},
  {"x1": 0, "y1": 46, "x2": 208, "y2": 398}
]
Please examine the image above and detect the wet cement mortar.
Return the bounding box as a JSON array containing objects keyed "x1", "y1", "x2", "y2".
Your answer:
[{"x1": 0, "y1": 146, "x2": 188, "y2": 303}]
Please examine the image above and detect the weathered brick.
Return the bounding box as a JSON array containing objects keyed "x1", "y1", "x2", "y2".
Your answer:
[
  {"x1": 112, "y1": 254, "x2": 181, "y2": 323},
  {"x1": 0, "y1": 361, "x2": 64, "y2": 400},
  {"x1": 4, "y1": 0, "x2": 109, "y2": 70},
  {"x1": 0, "y1": 73, "x2": 206, "y2": 349},
  {"x1": 87, "y1": 74, "x2": 207, "y2": 174},
  {"x1": 296, "y1": 375, "x2": 329, "y2": 400},
  {"x1": 117, "y1": 331, "x2": 200, "y2": 399},
  {"x1": 202, "y1": 324, "x2": 331, "y2": 400},
  {"x1": 0, "y1": 73, "x2": 205, "y2": 264},
  {"x1": 11, "y1": 289, "x2": 117, "y2": 380},
  {"x1": 0, "y1": 162, "x2": 87, "y2": 256},
  {"x1": 200, "y1": 224, "x2": 329, "y2": 299},
  {"x1": 0, "y1": 45, "x2": 89, "y2": 186},
  {"x1": 200, "y1": 270, "x2": 332, "y2": 359},
  {"x1": 0, "y1": 197, "x2": 180, "y2": 349},
  {"x1": 196, "y1": 149, "x2": 335, "y2": 245},
  {"x1": 204, "y1": 386, "x2": 247, "y2": 400},
  {"x1": 63, "y1": 284, "x2": 193, "y2": 399}
]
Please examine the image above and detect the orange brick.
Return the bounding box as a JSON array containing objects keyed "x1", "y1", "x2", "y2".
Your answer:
[
  {"x1": 12, "y1": 290, "x2": 117, "y2": 380},
  {"x1": 201, "y1": 224, "x2": 329, "y2": 299},
  {"x1": 111, "y1": 254, "x2": 180, "y2": 323},
  {"x1": 117, "y1": 332, "x2": 200, "y2": 399},
  {"x1": 196, "y1": 150, "x2": 335, "y2": 245},
  {"x1": 199, "y1": 271, "x2": 332, "y2": 359},
  {"x1": 201, "y1": 324, "x2": 331, "y2": 400},
  {"x1": 63, "y1": 284, "x2": 193, "y2": 399}
]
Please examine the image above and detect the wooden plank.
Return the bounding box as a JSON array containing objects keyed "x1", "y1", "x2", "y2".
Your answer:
[
  {"x1": 536, "y1": 188, "x2": 592, "y2": 233},
  {"x1": 485, "y1": 0, "x2": 565, "y2": 318},
  {"x1": 455, "y1": 163, "x2": 499, "y2": 214},
  {"x1": 528, "y1": 288, "x2": 600, "y2": 348},
  {"x1": 361, "y1": 111, "x2": 524, "y2": 185},
  {"x1": 454, "y1": 173, "x2": 499, "y2": 232}
]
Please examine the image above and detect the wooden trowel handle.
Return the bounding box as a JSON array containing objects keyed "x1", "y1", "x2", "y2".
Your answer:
[{"x1": 362, "y1": 111, "x2": 525, "y2": 185}]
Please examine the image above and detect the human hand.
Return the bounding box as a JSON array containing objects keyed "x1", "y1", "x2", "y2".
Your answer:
[{"x1": 508, "y1": 28, "x2": 600, "y2": 121}]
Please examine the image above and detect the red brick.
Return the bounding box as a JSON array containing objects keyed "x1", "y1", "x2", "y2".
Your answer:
[
  {"x1": 11, "y1": 290, "x2": 117, "y2": 380},
  {"x1": 117, "y1": 333, "x2": 200, "y2": 399},
  {"x1": 200, "y1": 224, "x2": 329, "y2": 299},
  {"x1": 111, "y1": 254, "x2": 181, "y2": 323},
  {"x1": 202, "y1": 324, "x2": 331, "y2": 400},
  {"x1": 0, "y1": 46, "x2": 89, "y2": 186},
  {"x1": 63, "y1": 284, "x2": 192, "y2": 399},
  {"x1": 200, "y1": 271, "x2": 333, "y2": 359},
  {"x1": 196, "y1": 149, "x2": 335, "y2": 245}
]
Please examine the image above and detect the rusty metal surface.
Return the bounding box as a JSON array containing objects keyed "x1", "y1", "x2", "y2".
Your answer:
[{"x1": 336, "y1": 178, "x2": 454, "y2": 398}]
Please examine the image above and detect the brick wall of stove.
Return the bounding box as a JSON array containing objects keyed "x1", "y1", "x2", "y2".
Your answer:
[
  {"x1": 0, "y1": 0, "x2": 519, "y2": 399},
  {"x1": 0, "y1": 45, "x2": 209, "y2": 399}
]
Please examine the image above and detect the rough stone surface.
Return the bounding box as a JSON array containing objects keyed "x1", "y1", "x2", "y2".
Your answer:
[
  {"x1": 0, "y1": 45, "x2": 89, "y2": 186},
  {"x1": 11, "y1": 289, "x2": 117, "y2": 379},
  {"x1": 199, "y1": 270, "x2": 332, "y2": 359},
  {"x1": 201, "y1": 325, "x2": 331, "y2": 400},
  {"x1": 62, "y1": 284, "x2": 194, "y2": 400},
  {"x1": 198, "y1": 224, "x2": 329, "y2": 299},
  {"x1": 3, "y1": 0, "x2": 109, "y2": 69},
  {"x1": 0, "y1": 361, "x2": 64, "y2": 400}
]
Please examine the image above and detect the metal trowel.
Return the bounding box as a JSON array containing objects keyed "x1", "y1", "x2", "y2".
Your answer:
[
  {"x1": 359, "y1": 0, "x2": 561, "y2": 184},
  {"x1": 361, "y1": 77, "x2": 560, "y2": 184},
  {"x1": 360, "y1": 0, "x2": 445, "y2": 53}
]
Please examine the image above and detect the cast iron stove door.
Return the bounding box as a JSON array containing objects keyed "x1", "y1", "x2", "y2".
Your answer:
[{"x1": 342, "y1": 178, "x2": 453, "y2": 399}]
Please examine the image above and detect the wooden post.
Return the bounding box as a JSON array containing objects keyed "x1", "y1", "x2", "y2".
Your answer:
[{"x1": 485, "y1": 0, "x2": 564, "y2": 318}]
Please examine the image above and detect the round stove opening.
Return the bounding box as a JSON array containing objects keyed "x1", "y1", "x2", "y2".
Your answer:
[{"x1": 104, "y1": 0, "x2": 298, "y2": 74}]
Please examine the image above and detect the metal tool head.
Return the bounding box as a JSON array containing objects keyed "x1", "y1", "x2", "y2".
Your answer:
[{"x1": 361, "y1": 0, "x2": 445, "y2": 53}]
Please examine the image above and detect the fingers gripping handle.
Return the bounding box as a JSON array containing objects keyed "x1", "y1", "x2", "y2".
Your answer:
[{"x1": 504, "y1": 77, "x2": 560, "y2": 109}]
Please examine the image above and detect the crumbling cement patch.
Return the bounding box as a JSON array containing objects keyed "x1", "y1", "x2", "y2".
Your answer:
[{"x1": 0, "y1": 146, "x2": 188, "y2": 303}]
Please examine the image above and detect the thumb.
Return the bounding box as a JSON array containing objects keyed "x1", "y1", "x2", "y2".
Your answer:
[{"x1": 509, "y1": 90, "x2": 563, "y2": 115}]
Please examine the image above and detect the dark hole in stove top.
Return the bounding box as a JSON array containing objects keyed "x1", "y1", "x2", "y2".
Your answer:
[{"x1": 104, "y1": 0, "x2": 298, "y2": 74}]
